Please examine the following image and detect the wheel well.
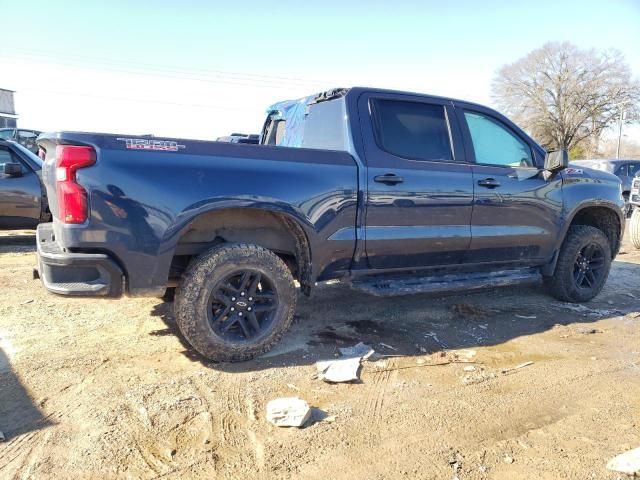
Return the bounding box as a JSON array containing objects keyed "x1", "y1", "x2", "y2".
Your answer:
[
  {"x1": 170, "y1": 208, "x2": 312, "y2": 294},
  {"x1": 569, "y1": 206, "x2": 621, "y2": 257}
]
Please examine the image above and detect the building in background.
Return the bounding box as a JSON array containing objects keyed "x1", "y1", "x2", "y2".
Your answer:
[{"x1": 0, "y1": 88, "x2": 18, "y2": 128}]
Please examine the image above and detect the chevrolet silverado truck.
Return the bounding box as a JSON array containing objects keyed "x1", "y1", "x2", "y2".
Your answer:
[{"x1": 35, "y1": 87, "x2": 625, "y2": 361}]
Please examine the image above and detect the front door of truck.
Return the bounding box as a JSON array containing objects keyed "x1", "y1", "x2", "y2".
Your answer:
[
  {"x1": 358, "y1": 93, "x2": 474, "y2": 269},
  {"x1": 455, "y1": 104, "x2": 563, "y2": 264}
]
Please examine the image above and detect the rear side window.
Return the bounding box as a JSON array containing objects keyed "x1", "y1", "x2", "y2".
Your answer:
[
  {"x1": 627, "y1": 163, "x2": 640, "y2": 177},
  {"x1": 615, "y1": 164, "x2": 628, "y2": 176},
  {"x1": 372, "y1": 99, "x2": 453, "y2": 161},
  {"x1": 464, "y1": 111, "x2": 534, "y2": 167}
]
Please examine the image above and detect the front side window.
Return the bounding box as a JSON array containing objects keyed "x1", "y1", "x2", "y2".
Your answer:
[
  {"x1": 372, "y1": 99, "x2": 453, "y2": 161},
  {"x1": 464, "y1": 111, "x2": 534, "y2": 167}
]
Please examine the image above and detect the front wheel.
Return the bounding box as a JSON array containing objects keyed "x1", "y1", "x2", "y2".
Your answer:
[
  {"x1": 630, "y1": 208, "x2": 640, "y2": 249},
  {"x1": 544, "y1": 225, "x2": 612, "y2": 303},
  {"x1": 175, "y1": 243, "x2": 297, "y2": 362}
]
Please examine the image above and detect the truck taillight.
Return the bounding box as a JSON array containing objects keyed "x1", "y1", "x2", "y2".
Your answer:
[{"x1": 55, "y1": 145, "x2": 96, "y2": 224}]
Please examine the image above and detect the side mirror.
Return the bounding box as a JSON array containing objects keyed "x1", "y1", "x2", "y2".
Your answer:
[
  {"x1": 544, "y1": 149, "x2": 568, "y2": 172},
  {"x1": 1, "y1": 162, "x2": 23, "y2": 177}
]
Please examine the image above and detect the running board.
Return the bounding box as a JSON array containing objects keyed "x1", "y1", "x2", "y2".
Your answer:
[{"x1": 350, "y1": 268, "x2": 542, "y2": 297}]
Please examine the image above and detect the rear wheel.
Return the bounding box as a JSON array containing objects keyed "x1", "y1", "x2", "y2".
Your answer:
[
  {"x1": 544, "y1": 225, "x2": 612, "y2": 303},
  {"x1": 175, "y1": 243, "x2": 297, "y2": 362},
  {"x1": 630, "y1": 208, "x2": 640, "y2": 249}
]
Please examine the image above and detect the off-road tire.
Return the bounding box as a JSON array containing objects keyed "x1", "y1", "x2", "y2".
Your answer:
[
  {"x1": 175, "y1": 243, "x2": 297, "y2": 362},
  {"x1": 630, "y1": 208, "x2": 640, "y2": 249},
  {"x1": 544, "y1": 225, "x2": 612, "y2": 303}
]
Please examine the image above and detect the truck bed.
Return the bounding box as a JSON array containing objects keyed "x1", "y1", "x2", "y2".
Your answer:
[{"x1": 37, "y1": 132, "x2": 359, "y2": 296}]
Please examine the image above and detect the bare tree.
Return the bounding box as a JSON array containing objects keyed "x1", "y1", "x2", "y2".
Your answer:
[{"x1": 492, "y1": 42, "x2": 640, "y2": 152}]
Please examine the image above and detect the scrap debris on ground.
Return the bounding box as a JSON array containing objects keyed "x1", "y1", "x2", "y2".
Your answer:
[
  {"x1": 315, "y1": 342, "x2": 374, "y2": 382},
  {"x1": 606, "y1": 447, "x2": 640, "y2": 476},
  {"x1": 266, "y1": 397, "x2": 312, "y2": 428}
]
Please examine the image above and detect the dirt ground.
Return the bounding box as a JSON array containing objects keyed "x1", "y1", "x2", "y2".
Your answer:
[{"x1": 0, "y1": 228, "x2": 639, "y2": 480}]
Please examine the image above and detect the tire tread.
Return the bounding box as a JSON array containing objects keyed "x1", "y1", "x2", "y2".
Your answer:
[
  {"x1": 545, "y1": 225, "x2": 612, "y2": 303},
  {"x1": 630, "y1": 209, "x2": 640, "y2": 249}
]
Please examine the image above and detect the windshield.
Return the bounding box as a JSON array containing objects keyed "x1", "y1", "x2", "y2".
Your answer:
[{"x1": 10, "y1": 141, "x2": 43, "y2": 168}]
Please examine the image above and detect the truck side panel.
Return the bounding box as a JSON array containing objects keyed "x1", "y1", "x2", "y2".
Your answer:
[{"x1": 39, "y1": 133, "x2": 358, "y2": 295}]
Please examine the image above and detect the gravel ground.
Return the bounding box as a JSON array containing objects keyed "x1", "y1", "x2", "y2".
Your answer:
[{"x1": 0, "y1": 227, "x2": 639, "y2": 479}]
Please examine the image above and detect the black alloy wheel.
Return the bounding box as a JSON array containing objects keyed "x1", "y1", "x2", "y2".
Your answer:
[
  {"x1": 573, "y1": 243, "x2": 605, "y2": 290},
  {"x1": 207, "y1": 270, "x2": 278, "y2": 342}
]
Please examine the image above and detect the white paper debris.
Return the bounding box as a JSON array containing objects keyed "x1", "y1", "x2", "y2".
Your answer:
[
  {"x1": 266, "y1": 397, "x2": 311, "y2": 427},
  {"x1": 339, "y1": 342, "x2": 374, "y2": 359},
  {"x1": 316, "y1": 356, "x2": 361, "y2": 383},
  {"x1": 606, "y1": 447, "x2": 640, "y2": 475}
]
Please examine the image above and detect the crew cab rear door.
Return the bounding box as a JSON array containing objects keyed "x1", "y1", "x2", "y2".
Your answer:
[
  {"x1": 358, "y1": 92, "x2": 473, "y2": 269},
  {"x1": 0, "y1": 144, "x2": 42, "y2": 228},
  {"x1": 455, "y1": 103, "x2": 562, "y2": 264}
]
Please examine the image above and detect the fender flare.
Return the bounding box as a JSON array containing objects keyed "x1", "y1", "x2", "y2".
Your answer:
[
  {"x1": 157, "y1": 197, "x2": 315, "y2": 293},
  {"x1": 555, "y1": 199, "x2": 623, "y2": 251}
]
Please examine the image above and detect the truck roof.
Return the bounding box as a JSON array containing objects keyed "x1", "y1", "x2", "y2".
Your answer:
[{"x1": 269, "y1": 86, "x2": 490, "y2": 111}]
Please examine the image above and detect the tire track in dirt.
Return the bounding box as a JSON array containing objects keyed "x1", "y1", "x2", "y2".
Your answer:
[
  {"x1": 0, "y1": 431, "x2": 40, "y2": 474},
  {"x1": 219, "y1": 376, "x2": 245, "y2": 448},
  {"x1": 119, "y1": 396, "x2": 173, "y2": 478},
  {"x1": 189, "y1": 376, "x2": 221, "y2": 450},
  {"x1": 16, "y1": 430, "x2": 53, "y2": 479},
  {"x1": 0, "y1": 405, "x2": 70, "y2": 471},
  {"x1": 198, "y1": 372, "x2": 263, "y2": 474},
  {"x1": 363, "y1": 360, "x2": 397, "y2": 446}
]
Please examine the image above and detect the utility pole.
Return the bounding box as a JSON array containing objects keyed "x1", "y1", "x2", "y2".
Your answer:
[{"x1": 616, "y1": 106, "x2": 625, "y2": 159}]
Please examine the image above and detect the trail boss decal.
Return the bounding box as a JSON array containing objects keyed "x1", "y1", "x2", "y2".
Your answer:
[{"x1": 117, "y1": 138, "x2": 186, "y2": 152}]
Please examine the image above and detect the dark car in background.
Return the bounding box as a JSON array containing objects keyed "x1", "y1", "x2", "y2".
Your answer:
[
  {"x1": 571, "y1": 159, "x2": 640, "y2": 215},
  {"x1": 0, "y1": 128, "x2": 42, "y2": 154},
  {"x1": 0, "y1": 140, "x2": 50, "y2": 229}
]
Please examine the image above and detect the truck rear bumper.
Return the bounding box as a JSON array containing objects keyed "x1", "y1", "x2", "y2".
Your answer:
[{"x1": 36, "y1": 223, "x2": 124, "y2": 297}]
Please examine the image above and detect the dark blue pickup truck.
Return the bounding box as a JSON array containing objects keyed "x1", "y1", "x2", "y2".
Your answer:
[{"x1": 35, "y1": 87, "x2": 625, "y2": 361}]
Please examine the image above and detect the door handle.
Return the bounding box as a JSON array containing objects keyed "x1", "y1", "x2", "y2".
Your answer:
[
  {"x1": 477, "y1": 178, "x2": 501, "y2": 189},
  {"x1": 374, "y1": 174, "x2": 404, "y2": 185}
]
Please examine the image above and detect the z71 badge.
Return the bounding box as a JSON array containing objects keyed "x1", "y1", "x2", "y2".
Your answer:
[{"x1": 116, "y1": 138, "x2": 185, "y2": 152}]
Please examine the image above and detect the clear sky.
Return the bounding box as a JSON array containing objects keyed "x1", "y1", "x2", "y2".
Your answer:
[{"x1": 1, "y1": 0, "x2": 639, "y2": 140}]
